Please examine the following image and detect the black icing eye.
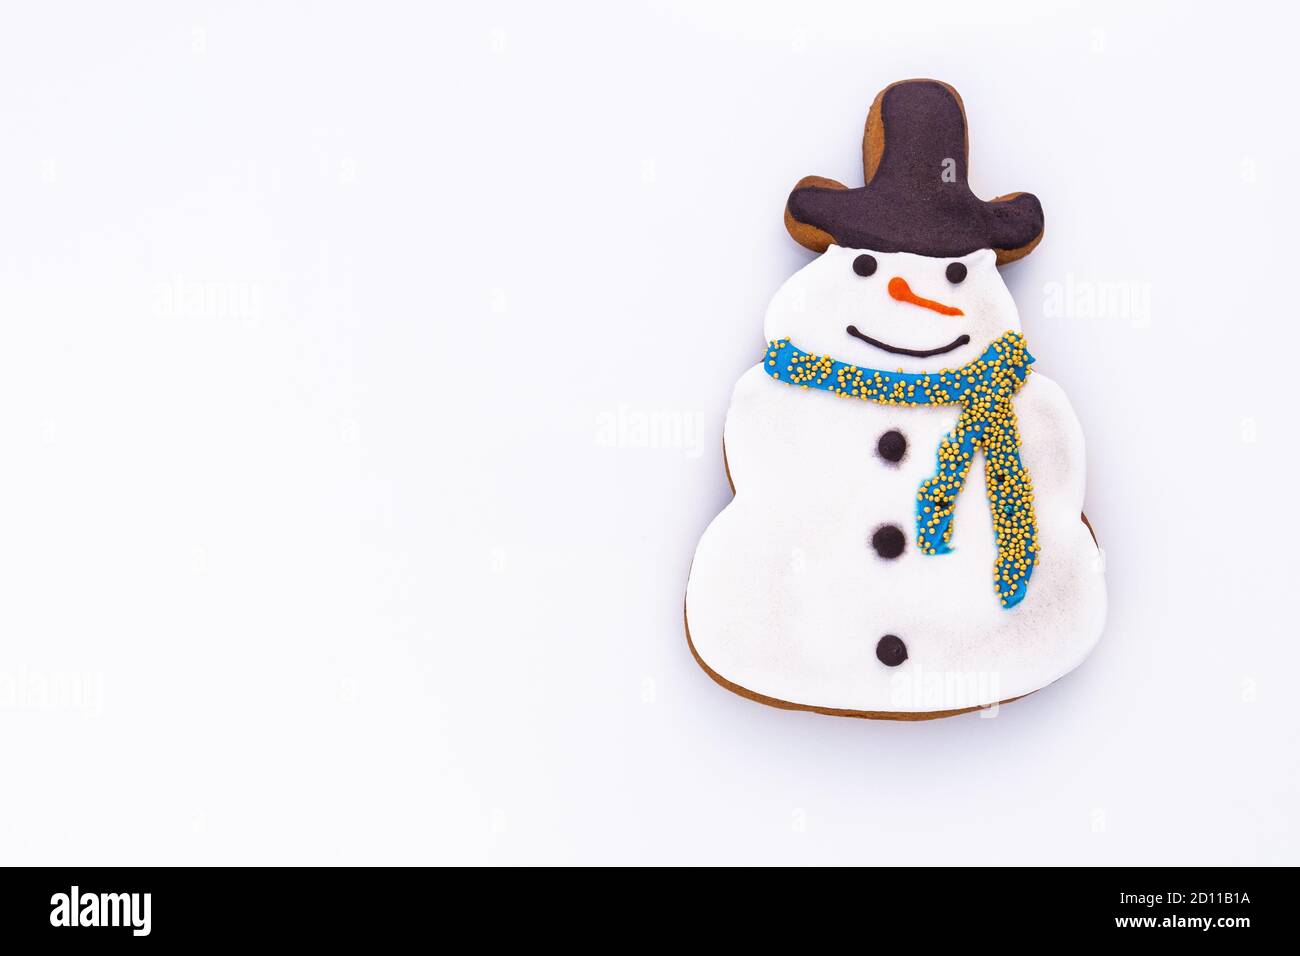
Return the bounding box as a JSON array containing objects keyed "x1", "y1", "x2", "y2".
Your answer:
[
  {"x1": 852, "y1": 254, "x2": 877, "y2": 277},
  {"x1": 946, "y1": 262, "x2": 967, "y2": 284}
]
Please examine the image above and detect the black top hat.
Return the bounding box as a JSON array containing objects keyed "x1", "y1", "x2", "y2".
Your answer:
[{"x1": 784, "y1": 79, "x2": 1044, "y2": 264}]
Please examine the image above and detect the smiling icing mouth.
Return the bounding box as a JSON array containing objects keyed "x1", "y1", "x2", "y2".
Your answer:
[{"x1": 846, "y1": 325, "x2": 971, "y2": 358}]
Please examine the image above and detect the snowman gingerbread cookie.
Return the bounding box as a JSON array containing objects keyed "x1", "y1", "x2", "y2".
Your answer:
[{"x1": 685, "y1": 79, "x2": 1106, "y2": 719}]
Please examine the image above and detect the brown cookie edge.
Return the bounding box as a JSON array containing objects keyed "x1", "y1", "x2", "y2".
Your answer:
[
  {"x1": 684, "y1": 603, "x2": 1030, "y2": 721},
  {"x1": 783, "y1": 175, "x2": 847, "y2": 253}
]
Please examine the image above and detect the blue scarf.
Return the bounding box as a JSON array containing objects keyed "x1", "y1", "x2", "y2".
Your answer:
[{"x1": 764, "y1": 330, "x2": 1038, "y2": 608}]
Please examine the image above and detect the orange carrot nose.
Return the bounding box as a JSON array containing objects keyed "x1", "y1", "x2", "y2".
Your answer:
[{"x1": 887, "y1": 276, "x2": 964, "y2": 316}]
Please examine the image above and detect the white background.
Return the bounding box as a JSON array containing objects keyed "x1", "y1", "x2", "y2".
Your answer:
[{"x1": 1, "y1": 0, "x2": 1296, "y2": 865}]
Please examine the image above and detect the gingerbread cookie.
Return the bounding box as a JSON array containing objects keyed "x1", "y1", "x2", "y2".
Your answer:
[{"x1": 685, "y1": 79, "x2": 1106, "y2": 719}]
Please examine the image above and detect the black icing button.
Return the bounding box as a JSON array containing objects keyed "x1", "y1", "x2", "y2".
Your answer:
[
  {"x1": 876, "y1": 635, "x2": 908, "y2": 667},
  {"x1": 877, "y1": 429, "x2": 906, "y2": 463},
  {"x1": 871, "y1": 524, "x2": 906, "y2": 559}
]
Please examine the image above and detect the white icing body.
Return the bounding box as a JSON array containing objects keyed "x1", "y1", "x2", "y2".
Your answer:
[{"x1": 686, "y1": 247, "x2": 1106, "y2": 714}]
